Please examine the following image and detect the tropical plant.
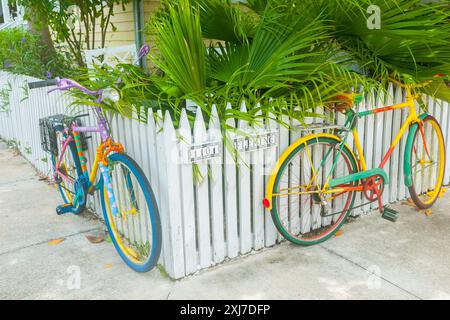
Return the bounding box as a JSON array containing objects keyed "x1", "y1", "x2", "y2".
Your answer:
[
  {"x1": 73, "y1": 0, "x2": 450, "y2": 125},
  {"x1": 147, "y1": 0, "x2": 366, "y2": 126},
  {"x1": 310, "y1": 0, "x2": 450, "y2": 99},
  {"x1": 68, "y1": 63, "x2": 163, "y2": 119},
  {"x1": 0, "y1": 27, "x2": 72, "y2": 78},
  {"x1": 17, "y1": 0, "x2": 132, "y2": 67}
]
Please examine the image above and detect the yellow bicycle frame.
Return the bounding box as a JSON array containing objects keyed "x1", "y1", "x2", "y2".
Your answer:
[{"x1": 264, "y1": 82, "x2": 424, "y2": 210}]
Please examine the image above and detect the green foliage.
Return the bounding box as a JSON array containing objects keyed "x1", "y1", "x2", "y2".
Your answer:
[
  {"x1": 151, "y1": 0, "x2": 207, "y2": 98},
  {"x1": 17, "y1": 0, "x2": 132, "y2": 67},
  {"x1": 141, "y1": 0, "x2": 450, "y2": 125},
  {"x1": 0, "y1": 27, "x2": 72, "y2": 78},
  {"x1": 68, "y1": 63, "x2": 164, "y2": 119},
  {"x1": 9, "y1": 0, "x2": 449, "y2": 127},
  {"x1": 317, "y1": 0, "x2": 450, "y2": 97},
  {"x1": 145, "y1": 0, "x2": 367, "y2": 126},
  {"x1": 0, "y1": 81, "x2": 12, "y2": 112}
]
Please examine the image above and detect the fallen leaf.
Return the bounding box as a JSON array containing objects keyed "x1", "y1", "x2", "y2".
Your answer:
[
  {"x1": 335, "y1": 229, "x2": 344, "y2": 237},
  {"x1": 104, "y1": 264, "x2": 113, "y2": 269},
  {"x1": 105, "y1": 234, "x2": 112, "y2": 243},
  {"x1": 48, "y1": 238, "x2": 65, "y2": 246},
  {"x1": 85, "y1": 234, "x2": 105, "y2": 244},
  {"x1": 439, "y1": 188, "x2": 447, "y2": 198},
  {"x1": 402, "y1": 198, "x2": 415, "y2": 207},
  {"x1": 423, "y1": 209, "x2": 433, "y2": 217}
]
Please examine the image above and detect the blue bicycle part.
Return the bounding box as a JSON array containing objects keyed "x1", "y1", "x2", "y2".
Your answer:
[{"x1": 99, "y1": 152, "x2": 162, "y2": 273}]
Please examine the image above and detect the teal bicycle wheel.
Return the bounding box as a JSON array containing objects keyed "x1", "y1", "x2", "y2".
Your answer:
[
  {"x1": 51, "y1": 133, "x2": 85, "y2": 214},
  {"x1": 100, "y1": 153, "x2": 162, "y2": 273}
]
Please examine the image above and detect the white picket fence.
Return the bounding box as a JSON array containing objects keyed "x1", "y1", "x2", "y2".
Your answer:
[{"x1": 1, "y1": 71, "x2": 450, "y2": 279}]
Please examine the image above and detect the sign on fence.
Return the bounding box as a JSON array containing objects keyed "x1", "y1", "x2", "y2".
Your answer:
[{"x1": 186, "y1": 129, "x2": 278, "y2": 163}]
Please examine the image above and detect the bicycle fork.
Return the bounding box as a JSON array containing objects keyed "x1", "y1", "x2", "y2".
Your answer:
[{"x1": 99, "y1": 163, "x2": 120, "y2": 218}]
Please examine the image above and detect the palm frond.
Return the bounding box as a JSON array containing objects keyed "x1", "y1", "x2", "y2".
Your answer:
[{"x1": 150, "y1": 0, "x2": 207, "y2": 100}]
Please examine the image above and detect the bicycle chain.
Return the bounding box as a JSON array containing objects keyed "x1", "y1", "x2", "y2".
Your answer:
[{"x1": 320, "y1": 198, "x2": 377, "y2": 217}]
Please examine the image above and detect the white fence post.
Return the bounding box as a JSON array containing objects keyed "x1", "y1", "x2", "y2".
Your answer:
[
  {"x1": 264, "y1": 113, "x2": 279, "y2": 247},
  {"x1": 193, "y1": 106, "x2": 213, "y2": 268},
  {"x1": 162, "y1": 111, "x2": 186, "y2": 278},
  {"x1": 209, "y1": 105, "x2": 226, "y2": 263},
  {"x1": 178, "y1": 109, "x2": 198, "y2": 275},
  {"x1": 237, "y1": 101, "x2": 252, "y2": 254},
  {"x1": 223, "y1": 103, "x2": 239, "y2": 259},
  {"x1": 252, "y1": 107, "x2": 265, "y2": 250}
]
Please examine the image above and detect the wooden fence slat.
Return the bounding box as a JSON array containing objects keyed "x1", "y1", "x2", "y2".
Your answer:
[
  {"x1": 155, "y1": 110, "x2": 170, "y2": 272},
  {"x1": 278, "y1": 115, "x2": 290, "y2": 240},
  {"x1": 371, "y1": 89, "x2": 385, "y2": 210},
  {"x1": 264, "y1": 113, "x2": 279, "y2": 247},
  {"x1": 397, "y1": 88, "x2": 409, "y2": 201},
  {"x1": 146, "y1": 110, "x2": 162, "y2": 209},
  {"x1": 237, "y1": 101, "x2": 252, "y2": 254},
  {"x1": 389, "y1": 86, "x2": 403, "y2": 202},
  {"x1": 381, "y1": 84, "x2": 394, "y2": 207},
  {"x1": 223, "y1": 103, "x2": 239, "y2": 258},
  {"x1": 442, "y1": 101, "x2": 450, "y2": 185},
  {"x1": 208, "y1": 105, "x2": 226, "y2": 262},
  {"x1": 162, "y1": 111, "x2": 186, "y2": 279},
  {"x1": 354, "y1": 95, "x2": 366, "y2": 214},
  {"x1": 193, "y1": 106, "x2": 213, "y2": 268},
  {"x1": 288, "y1": 117, "x2": 302, "y2": 232},
  {"x1": 178, "y1": 109, "x2": 198, "y2": 274},
  {"x1": 251, "y1": 107, "x2": 265, "y2": 250}
]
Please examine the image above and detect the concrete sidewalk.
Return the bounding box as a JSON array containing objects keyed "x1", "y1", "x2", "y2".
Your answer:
[{"x1": 1, "y1": 142, "x2": 450, "y2": 300}]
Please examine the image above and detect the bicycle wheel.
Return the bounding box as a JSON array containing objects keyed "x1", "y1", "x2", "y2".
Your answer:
[
  {"x1": 408, "y1": 115, "x2": 445, "y2": 209},
  {"x1": 269, "y1": 135, "x2": 359, "y2": 246},
  {"x1": 51, "y1": 133, "x2": 84, "y2": 213},
  {"x1": 100, "y1": 153, "x2": 162, "y2": 272}
]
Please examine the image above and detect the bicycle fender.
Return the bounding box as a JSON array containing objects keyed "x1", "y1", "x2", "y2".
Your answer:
[
  {"x1": 404, "y1": 113, "x2": 429, "y2": 188},
  {"x1": 263, "y1": 133, "x2": 354, "y2": 210}
]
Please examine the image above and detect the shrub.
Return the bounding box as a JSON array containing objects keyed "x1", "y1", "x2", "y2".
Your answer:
[{"x1": 0, "y1": 27, "x2": 73, "y2": 78}]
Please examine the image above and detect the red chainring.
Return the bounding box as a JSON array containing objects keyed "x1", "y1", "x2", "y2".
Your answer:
[{"x1": 363, "y1": 175, "x2": 385, "y2": 201}]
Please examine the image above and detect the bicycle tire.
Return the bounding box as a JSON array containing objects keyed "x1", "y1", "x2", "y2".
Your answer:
[
  {"x1": 407, "y1": 115, "x2": 446, "y2": 210},
  {"x1": 100, "y1": 152, "x2": 162, "y2": 273},
  {"x1": 269, "y1": 135, "x2": 359, "y2": 246},
  {"x1": 51, "y1": 133, "x2": 84, "y2": 213}
]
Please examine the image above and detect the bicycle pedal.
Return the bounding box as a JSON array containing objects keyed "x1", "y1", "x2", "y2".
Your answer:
[
  {"x1": 382, "y1": 207, "x2": 399, "y2": 222},
  {"x1": 56, "y1": 204, "x2": 74, "y2": 215}
]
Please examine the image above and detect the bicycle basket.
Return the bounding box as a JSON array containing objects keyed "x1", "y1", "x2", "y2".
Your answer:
[{"x1": 39, "y1": 114, "x2": 65, "y2": 156}]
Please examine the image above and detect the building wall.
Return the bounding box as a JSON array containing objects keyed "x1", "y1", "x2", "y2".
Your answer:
[{"x1": 95, "y1": 0, "x2": 160, "y2": 49}]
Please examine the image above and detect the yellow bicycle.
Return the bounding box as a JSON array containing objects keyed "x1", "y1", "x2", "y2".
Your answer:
[{"x1": 263, "y1": 79, "x2": 446, "y2": 245}]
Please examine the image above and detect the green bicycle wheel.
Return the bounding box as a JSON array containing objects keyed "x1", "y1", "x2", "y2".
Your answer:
[
  {"x1": 407, "y1": 115, "x2": 446, "y2": 210},
  {"x1": 269, "y1": 136, "x2": 359, "y2": 246}
]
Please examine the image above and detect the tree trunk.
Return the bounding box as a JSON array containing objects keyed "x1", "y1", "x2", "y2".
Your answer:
[{"x1": 25, "y1": 7, "x2": 56, "y2": 64}]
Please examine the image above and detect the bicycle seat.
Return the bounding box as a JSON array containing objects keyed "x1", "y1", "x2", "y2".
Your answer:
[{"x1": 327, "y1": 93, "x2": 363, "y2": 112}]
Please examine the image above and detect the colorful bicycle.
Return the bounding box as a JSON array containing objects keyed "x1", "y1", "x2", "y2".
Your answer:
[
  {"x1": 28, "y1": 47, "x2": 162, "y2": 272},
  {"x1": 263, "y1": 78, "x2": 446, "y2": 245}
]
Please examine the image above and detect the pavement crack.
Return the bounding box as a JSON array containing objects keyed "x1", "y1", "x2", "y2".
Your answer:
[
  {"x1": 0, "y1": 227, "x2": 101, "y2": 257},
  {"x1": 319, "y1": 244, "x2": 423, "y2": 300}
]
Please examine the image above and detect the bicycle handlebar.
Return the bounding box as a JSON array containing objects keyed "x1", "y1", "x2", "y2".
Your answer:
[
  {"x1": 28, "y1": 79, "x2": 58, "y2": 90},
  {"x1": 28, "y1": 44, "x2": 152, "y2": 98},
  {"x1": 29, "y1": 78, "x2": 102, "y2": 98}
]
